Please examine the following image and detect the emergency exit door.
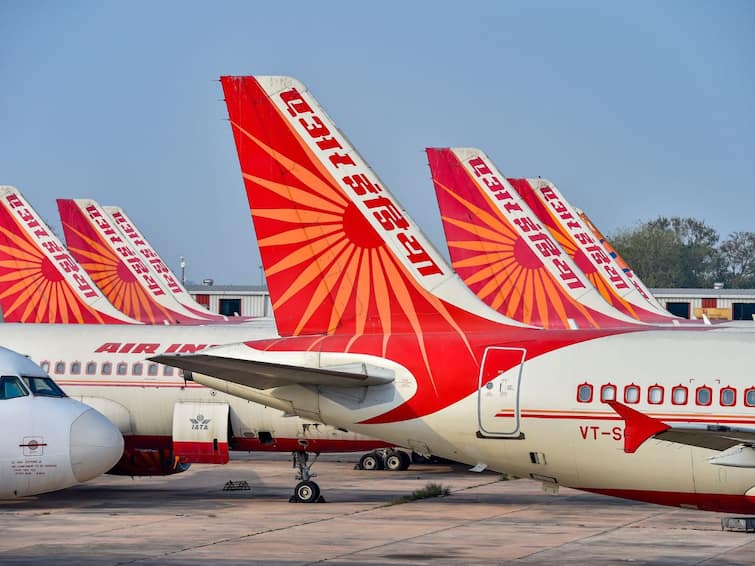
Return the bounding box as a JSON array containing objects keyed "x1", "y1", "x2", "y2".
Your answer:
[{"x1": 478, "y1": 347, "x2": 526, "y2": 437}]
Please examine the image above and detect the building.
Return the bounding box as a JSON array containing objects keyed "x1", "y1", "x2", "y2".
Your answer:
[
  {"x1": 186, "y1": 284, "x2": 272, "y2": 318},
  {"x1": 652, "y1": 288, "x2": 755, "y2": 321},
  {"x1": 187, "y1": 284, "x2": 755, "y2": 321}
]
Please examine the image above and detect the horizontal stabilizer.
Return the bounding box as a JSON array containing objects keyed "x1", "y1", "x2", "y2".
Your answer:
[
  {"x1": 607, "y1": 400, "x2": 755, "y2": 453},
  {"x1": 606, "y1": 400, "x2": 670, "y2": 453},
  {"x1": 150, "y1": 354, "x2": 395, "y2": 390}
]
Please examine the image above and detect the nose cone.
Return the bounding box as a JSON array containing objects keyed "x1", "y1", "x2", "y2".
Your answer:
[{"x1": 70, "y1": 409, "x2": 124, "y2": 483}]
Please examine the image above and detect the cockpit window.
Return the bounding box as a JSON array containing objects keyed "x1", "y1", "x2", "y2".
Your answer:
[
  {"x1": 0, "y1": 376, "x2": 30, "y2": 400},
  {"x1": 22, "y1": 376, "x2": 67, "y2": 398}
]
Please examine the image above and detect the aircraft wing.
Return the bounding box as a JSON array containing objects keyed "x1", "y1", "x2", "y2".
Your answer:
[
  {"x1": 655, "y1": 426, "x2": 755, "y2": 452},
  {"x1": 606, "y1": 400, "x2": 755, "y2": 452},
  {"x1": 149, "y1": 354, "x2": 395, "y2": 390}
]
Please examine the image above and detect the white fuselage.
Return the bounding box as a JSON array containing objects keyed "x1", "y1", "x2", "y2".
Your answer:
[
  {"x1": 195, "y1": 328, "x2": 755, "y2": 511},
  {"x1": 0, "y1": 322, "x2": 387, "y2": 456}
]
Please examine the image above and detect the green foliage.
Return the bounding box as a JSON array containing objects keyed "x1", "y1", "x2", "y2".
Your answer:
[
  {"x1": 610, "y1": 217, "x2": 755, "y2": 288},
  {"x1": 390, "y1": 482, "x2": 450, "y2": 505}
]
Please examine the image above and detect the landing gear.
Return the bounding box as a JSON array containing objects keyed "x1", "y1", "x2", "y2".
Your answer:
[
  {"x1": 384, "y1": 449, "x2": 411, "y2": 471},
  {"x1": 357, "y1": 449, "x2": 412, "y2": 471},
  {"x1": 289, "y1": 450, "x2": 324, "y2": 503},
  {"x1": 294, "y1": 480, "x2": 320, "y2": 503},
  {"x1": 358, "y1": 451, "x2": 384, "y2": 471}
]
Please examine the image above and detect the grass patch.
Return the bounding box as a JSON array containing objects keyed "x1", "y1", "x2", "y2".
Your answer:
[{"x1": 390, "y1": 482, "x2": 450, "y2": 505}]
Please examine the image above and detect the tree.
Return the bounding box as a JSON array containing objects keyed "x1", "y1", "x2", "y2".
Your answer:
[
  {"x1": 610, "y1": 216, "x2": 720, "y2": 288},
  {"x1": 718, "y1": 231, "x2": 755, "y2": 288}
]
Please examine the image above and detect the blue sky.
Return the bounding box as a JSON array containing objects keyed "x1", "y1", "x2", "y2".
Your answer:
[{"x1": 1, "y1": 1, "x2": 753, "y2": 284}]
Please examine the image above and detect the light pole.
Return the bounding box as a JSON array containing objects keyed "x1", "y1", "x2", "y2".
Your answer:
[{"x1": 180, "y1": 256, "x2": 186, "y2": 285}]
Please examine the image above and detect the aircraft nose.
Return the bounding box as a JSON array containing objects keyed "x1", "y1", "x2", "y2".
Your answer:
[{"x1": 69, "y1": 409, "x2": 124, "y2": 483}]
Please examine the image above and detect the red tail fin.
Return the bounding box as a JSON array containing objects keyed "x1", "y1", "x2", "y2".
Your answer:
[
  {"x1": 427, "y1": 148, "x2": 641, "y2": 329},
  {"x1": 576, "y1": 208, "x2": 669, "y2": 313},
  {"x1": 57, "y1": 198, "x2": 203, "y2": 325},
  {"x1": 220, "y1": 76, "x2": 521, "y2": 339},
  {"x1": 103, "y1": 206, "x2": 247, "y2": 323},
  {"x1": 0, "y1": 187, "x2": 137, "y2": 324},
  {"x1": 510, "y1": 179, "x2": 674, "y2": 323}
]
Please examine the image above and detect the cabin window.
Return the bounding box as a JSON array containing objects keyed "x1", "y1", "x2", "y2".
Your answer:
[
  {"x1": 70, "y1": 361, "x2": 81, "y2": 375},
  {"x1": 0, "y1": 376, "x2": 29, "y2": 400},
  {"x1": 85, "y1": 361, "x2": 97, "y2": 375},
  {"x1": 116, "y1": 362, "x2": 128, "y2": 376},
  {"x1": 696, "y1": 386, "x2": 712, "y2": 406},
  {"x1": 577, "y1": 383, "x2": 593, "y2": 403},
  {"x1": 163, "y1": 366, "x2": 174, "y2": 377},
  {"x1": 132, "y1": 363, "x2": 143, "y2": 376},
  {"x1": 101, "y1": 362, "x2": 112, "y2": 376},
  {"x1": 720, "y1": 387, "x2": 736, "y2": 407},
  {"x1": 600, "y1": 383, "x2": 616, "y2": 402},
  {"x1": 648, "y1": 385, "x2": 664, "y2": 405},
  {"x1": 745, "y1": 388, "x2": 755, "y2": 407},
  {"x1": 40, "y1": 361, "x2": 50, "y2": 373},
  {"x1": 671, "y1": 385, "x2": 688, "y2": 405},
  {"x1": 624, "y1": 384, "x2": 640, "y2": 404},
  {"x1": 54, "y1": 361, "x2": 65, "y2": 375},
  {"x1": 147, "y1": 363, "x2": 159, "y2": 377}
]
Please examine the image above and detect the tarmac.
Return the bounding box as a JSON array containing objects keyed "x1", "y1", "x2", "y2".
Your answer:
[{"x1": 1, "y1": 452, "x2": 753, "y2": 565}]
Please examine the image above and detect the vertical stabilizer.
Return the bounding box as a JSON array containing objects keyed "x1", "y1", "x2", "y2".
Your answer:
[
  {"x1": 103, "y1": 206, "x2": 243, "y2": 322},
  {"x1": 511, "y1": 179, "x2": 675, "y2": 323},
  {"x1": 220, "y1": 75, "x2": 525, "y2": 338},
  {"x1": 57, "y1": 198, "x2": 207, "y2": 324},
  {"x1": 576, "y1": 207, "x2": 668, "y2": 313},
  {"x1": 0, "y1": 186, "x2": 139, "y2": 324},
  {"x1": 426, "y1": 148, "x2": 642, "y2": 328}
]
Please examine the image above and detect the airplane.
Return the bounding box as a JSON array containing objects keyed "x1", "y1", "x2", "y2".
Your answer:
[
  {"x1": 0, "y1": 190, "x2": 408, "y2": 489},
  {"x1": 426, "y1": 147, "x2": 647, "y2": 329},
  {"x1": 57, "y1": 198, "x2": 214, "y2": 324},
  {"x1": 152, "y1": 75, "x2": 755, "y2": 513},
  {"x1": 508, "y1": 178, "x2": 678, "y2": 323},
  {"x1": 0, "y1": 345, "x2": 123, "y2": 498},
  {"x1": 0, "y1": 186, "x2": 139, "y2": 324},
  {"x1": 102, "y1": 205, "x2": 247, "y2": 322}
]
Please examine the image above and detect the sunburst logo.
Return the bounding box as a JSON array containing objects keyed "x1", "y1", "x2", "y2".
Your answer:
[
  {"x1": 428, "y1": 149, "x2": 599, "y2": 329},
  {"x1": 508, "y1": 178, "x2": 640, "y2": 319},
  {"x1": 221, "y1": 76, "x2": 495, "y2": 408},
  {"x1": 58, "y1": 200, "x2": 175, "y2": 324},
  {"x1": 0, "y1": 197, "x2": 109, "y2": 323}
]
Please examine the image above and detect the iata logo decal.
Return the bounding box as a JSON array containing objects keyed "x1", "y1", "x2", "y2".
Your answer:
[{"x1": 190, "y1": 414, "x2": 211, "y2": 431}]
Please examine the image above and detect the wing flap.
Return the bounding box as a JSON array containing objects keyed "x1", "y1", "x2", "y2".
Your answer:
[{"x1": 149, "y1": 354, "x2": 394, "y2": 390}]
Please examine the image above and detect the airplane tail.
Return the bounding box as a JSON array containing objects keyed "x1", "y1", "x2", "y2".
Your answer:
[
  {"x1": 509, "y1": 178, "x2": 676, "y2": 323},
  {"x1": 57, "y1": 198, "x2": 206, "y2": 325},
  {"x1": 0, "y1": 186, "x2": 138, "y2": 324},
  {"x1": 575, "y1": 207, "x2": 668, "y2": 313},
  {"x1": 220, "y1": 76, "x2": 524, "y2": 339},
  {"x1": 426, "y1": 148, "x2": 641, "y2": 329},
  {"x1": 102, "y1": 205, "x2": 248, "y2": 323}
]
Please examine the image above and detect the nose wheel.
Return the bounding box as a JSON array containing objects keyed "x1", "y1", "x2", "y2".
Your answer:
[{"x1": 289, "y1": 450, "x2": 324, "y2": 503}]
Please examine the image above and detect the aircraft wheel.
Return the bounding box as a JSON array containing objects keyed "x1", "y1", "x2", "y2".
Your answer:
[
  {"x1": 294, "y1": 480, "x2": 320, "y2": 503},
  {"x1": 384, "y1": 450, "x2": 411, "y2": 471},
  {"x1": 359, "y1": 451, "x2": 384, "y2": 471}
]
